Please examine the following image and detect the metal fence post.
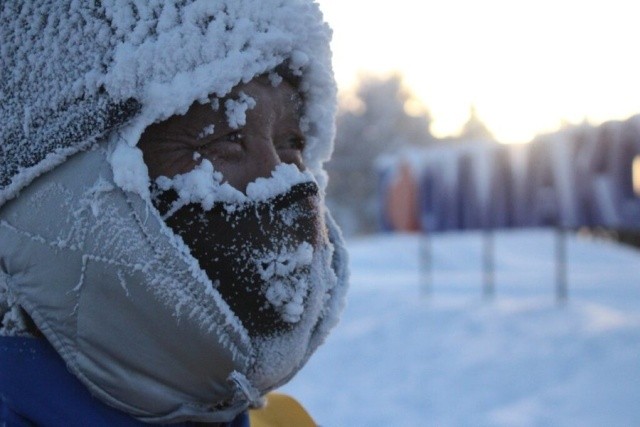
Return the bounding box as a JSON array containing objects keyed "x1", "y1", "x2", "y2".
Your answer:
[
  {"x1": 483, "y1": 229, "x2": 495, "y2": 299},
  {"x1": 555, "y1": 227, "x2": 568, "y2": 304},
  {"x1": 420, "y1": 233, "x2": 433, "y2": 296}
]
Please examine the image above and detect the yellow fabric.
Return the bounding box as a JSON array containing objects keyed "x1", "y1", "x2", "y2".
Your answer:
[{"x1": 249, "y1": 393, "x2": 316, "y2": 427}]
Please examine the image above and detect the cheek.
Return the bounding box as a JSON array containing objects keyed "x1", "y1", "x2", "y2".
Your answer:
[
  {"x1": 209, "y1": 161, "x2": 247, "y2": 190},
  {"x1": 144, "y1": 147, "x2": 200, "y2": 179},
  {"x1": 199, "y1": 143, "x2": 243, "y2": 163}
]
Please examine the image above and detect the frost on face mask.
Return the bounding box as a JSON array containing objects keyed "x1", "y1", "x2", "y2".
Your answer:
[
  {"x1": 153, "y1": 159, "x2": 246, "y2": 216},
  {"x1": 151, "y1": 163, "x2": 327, "y2": 337},
  {"x1": 1, "y1": 0, "x2": 347, "y2": 420},
  {"x1": 254, "y1": 242, "x2": 314, "y2": 324}
]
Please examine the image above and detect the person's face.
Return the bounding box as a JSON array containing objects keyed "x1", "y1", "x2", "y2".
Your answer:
[{"x1": 139, "y1": 75, "x2": 306, "y2": 192}]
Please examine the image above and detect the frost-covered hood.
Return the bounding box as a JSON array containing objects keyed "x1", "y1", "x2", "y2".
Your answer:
[
  {"x1": 1, "y1": 0, "x2": 347, "y2": 423},
  {"x1": 0, "y1": 0, "x2": 337, "y2": 207},
  {"x1": 0, "y1": 144, "x2": 349, "y2": 422}
]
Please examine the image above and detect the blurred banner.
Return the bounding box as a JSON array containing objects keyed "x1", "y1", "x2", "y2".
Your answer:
[{"x1": 379, "y1": 116, "x2": 640, "y2": 232}]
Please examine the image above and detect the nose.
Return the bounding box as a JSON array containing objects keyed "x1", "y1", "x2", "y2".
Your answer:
[{"x1": 241, "y1": 135, "x2": 281, "y2": 189}]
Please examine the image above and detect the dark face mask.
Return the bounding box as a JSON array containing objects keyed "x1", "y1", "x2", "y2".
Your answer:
[{"x1": 152, "y1": 181, "x2": 326, "y2": 337}]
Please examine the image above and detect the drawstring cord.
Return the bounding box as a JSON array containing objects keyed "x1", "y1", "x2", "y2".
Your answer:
[{"x1": 228, "y1": 371, "x2": 265, "y2": 409}]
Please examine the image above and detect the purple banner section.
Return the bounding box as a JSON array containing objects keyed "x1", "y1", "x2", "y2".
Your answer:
[{"x1": 379, "y1": 116, "x2": 640, "y2": 232}]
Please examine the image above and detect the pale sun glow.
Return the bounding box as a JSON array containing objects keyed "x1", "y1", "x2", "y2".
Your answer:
[{"x1": 316, "y1": 0, "x2": 640, "y2": 143}]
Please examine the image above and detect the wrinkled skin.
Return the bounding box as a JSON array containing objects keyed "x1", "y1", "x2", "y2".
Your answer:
[
  {"x1": 138, "y1": 75, "x2": 325, "y2": 340},
  {"x1": 138, "y1": 75, "x2": 306, "y2": 191}
]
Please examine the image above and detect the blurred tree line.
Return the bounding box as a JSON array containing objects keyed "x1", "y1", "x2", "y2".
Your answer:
[
  {"x1": 325, "y1": 74, "x2": 640, "y2": 252},
  {"x1": 324, "y1": 74, "x2": 435, "y2": 236}
]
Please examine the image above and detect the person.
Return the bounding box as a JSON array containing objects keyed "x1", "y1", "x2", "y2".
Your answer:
[{"x1": 0, "y1": 1, "x2": 348, "y2": 425}]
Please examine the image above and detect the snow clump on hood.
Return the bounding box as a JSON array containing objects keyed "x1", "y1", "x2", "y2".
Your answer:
[{"x1": 0, "y1": 0, "x2": 337, "y2": 206}]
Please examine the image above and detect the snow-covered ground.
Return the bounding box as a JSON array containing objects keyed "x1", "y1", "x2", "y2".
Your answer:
[{"x1": 282, "y1": 229, "x2": 640, "y2": 426}]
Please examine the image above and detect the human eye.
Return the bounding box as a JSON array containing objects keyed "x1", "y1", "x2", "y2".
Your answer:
[
  {"x1": 199, "y1": 130, "x2": 243, "y2": 147},
  {"x1": 197, "y1": 131, "x2": 244, "y2": 159},
  {"x1": 223, "y1": 131, "x2": 244, "y2": 144},
  {"x1": 279, "y1": 134, "x2": 305, "y2": 152}
]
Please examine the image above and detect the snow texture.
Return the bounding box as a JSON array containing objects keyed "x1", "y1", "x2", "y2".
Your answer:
[
  {"x1": 0, "y1": 271, "x2": 30, "y2": 337},
  {"x1": 283, "y1": 231, "x2": 640, "y2": 426},
  {"x1": 1, "y1": 0, "x2": 337, "y2": 207},
  {"x1": 255, "y1": 242, "x2": 314, "y2": 323},
  {"x1": 0, "y1": 141, "x2": 349, "y2": 419},
  {"x1": 155, "y1": 159, "x2": 245, "y2": 215},
  {"x1": 198, "y1": 124, "x2": 216, "y2": 139},
  {"x1": 155, "y1": 161, "x2": 315, "y2": 216},
  {"x1": 225, "y1": 92, "x2": 257, "y2": 129},
  {"x1": 0, "y1": 1, "x2": 348, "y2": 410}
]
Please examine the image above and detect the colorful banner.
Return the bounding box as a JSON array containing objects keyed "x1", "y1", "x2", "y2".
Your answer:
[{"x1": 379, "y1": 117, "x2": 640, "y2": 232}]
